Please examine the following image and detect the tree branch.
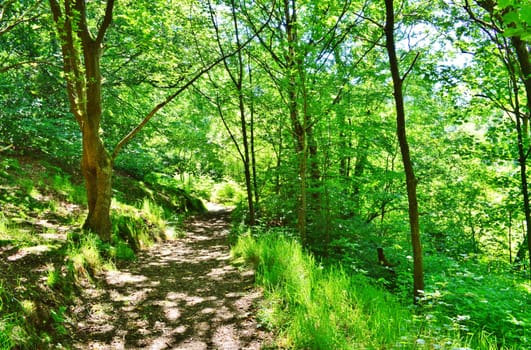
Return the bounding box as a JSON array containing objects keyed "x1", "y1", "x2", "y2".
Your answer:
[
  {"x1": 73, "y1": 0, "x2": 92, "y2": 43},
  {"x1": 0, "y1": 59, "x2": 50, "y2": 73},
  {"x1": 96, "y1": 0, "x2": 115, "y2": 44},
  {"x1": 112, "y1": 6, "x2": 274, "y2": 161},
  {"x1": 0, "y1": 144, "x2": 13, "y2": 153},
  {"x1": 0, "y1": 0, "x2": 42, "y2": 36},
  {"x1": 401, "y1": 51, "x2": 420, "y2": 82}
]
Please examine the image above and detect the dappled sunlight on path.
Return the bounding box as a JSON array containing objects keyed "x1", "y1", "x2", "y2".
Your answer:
[{"x1": 72, "y1": 210, "x2": 271, "y2": 350}]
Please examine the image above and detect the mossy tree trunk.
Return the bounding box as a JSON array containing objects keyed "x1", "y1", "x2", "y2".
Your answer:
[{"x1": 49, "y1": 0, "x2": 115, "y2": 241}]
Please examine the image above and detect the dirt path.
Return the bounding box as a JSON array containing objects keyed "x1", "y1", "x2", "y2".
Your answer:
[{"x1": 71, "y1": 208, "x2": 272, "y2": 350}]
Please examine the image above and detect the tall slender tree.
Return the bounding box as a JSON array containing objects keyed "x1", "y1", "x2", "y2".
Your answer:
[
  {"x1": 49, "y1": 0, "x2": 116, "y2": 239},
  {"x1": 208, "y1": 0, "x2": 257, "y2": 225},
  {"x1": 383, "y1": 0, "x2": 424, "y2": 301}
]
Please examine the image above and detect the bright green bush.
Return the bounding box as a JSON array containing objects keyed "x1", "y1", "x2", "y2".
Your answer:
[
  {"x1": 112, "y1": 240, "x2": 137, "y2": 261},
  {"x1": 66, "y1": 234, "x2": 110, "y2": 279},
  {"x1": 0, "y1": 282, "x2": 30, "y2": 350}
]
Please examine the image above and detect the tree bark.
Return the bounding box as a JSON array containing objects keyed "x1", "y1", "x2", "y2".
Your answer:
[
  {"x1": 509, "y1": 55, "x2": 531, "y2": 274},
  {"x1": 284, "y1": 0, "x2": 308, "y2": 244},
  {"x1": 49, "y1": 0, "x2": 115, "y2": 241},
  {"x1": 384, "y1": 0, "x2": 424, "y2": 302},
  {"x1": 82, "y1": 132, "x2": 113, "y2": 240}
]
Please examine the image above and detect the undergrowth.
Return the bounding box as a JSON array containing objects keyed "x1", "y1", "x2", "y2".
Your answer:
[
  {"x1": 232, "y1": 231, "x2": 519, "y2": 349},
  {"x1": 0, "y1": 154, "x2": 193, "y2": 349}
]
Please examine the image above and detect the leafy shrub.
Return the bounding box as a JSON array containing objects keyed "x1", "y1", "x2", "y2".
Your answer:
[
  {"x1": 50, "y1": 173, "x2": 86, "y2": 204},
  {"x1": 0, "y1": 282, "x2": 30, "y2": 350},
  {"x1": 111, "y1": 240, "x2": 136, "y2": 261},
  {"x1": 111, "y1": 200, "x2": 169, "y2": 252},
  {"x1": 140, "y1": 198, "x2": 167, "y2": 230},
  {"x1": 211, "y1": 180, "x2": 245, "y2": 206},
  {"x1": 66, "y1": 234, "x2": 109, "y2": 279},
  {"x1": 422, "y1": 254, "x2": 531, "y2": 349},
  {"x1": 46, "y1": 266, "x2": 61, "y2": 289}
]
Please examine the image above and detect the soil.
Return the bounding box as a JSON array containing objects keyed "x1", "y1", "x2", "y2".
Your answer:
[{"x1": 69, "y1": 206, "x2": 273, "y2": 350}]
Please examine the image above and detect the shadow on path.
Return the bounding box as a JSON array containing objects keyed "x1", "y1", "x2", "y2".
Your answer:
[{"x1": 72, "y1": 209, "x2": 272, "y2": 350}]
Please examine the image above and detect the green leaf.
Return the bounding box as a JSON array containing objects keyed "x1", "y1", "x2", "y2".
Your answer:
[
  {"x1": 521, "y1": 4, "x2": 531, "y2": 26},
  {"x1": 497, "y1": 0, "x2": 512, "y2": 10},
  {"x1": 502, "y1": 11, "x2": 519, "y2": 25}
]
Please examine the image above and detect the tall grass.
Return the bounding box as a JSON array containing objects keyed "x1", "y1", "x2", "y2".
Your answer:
[
  {"x1": 66, "y1": 233, "x2": 114, "y2": 279},
  {"x1": 140, "y1": 198, "x2": 167, "y2": 231},
  {"x1": 232, "y1": 232, "x2": 510, "y2": 349},
  {"x1": 110, "y1": 200, "x2": 164, "y2": 252}
]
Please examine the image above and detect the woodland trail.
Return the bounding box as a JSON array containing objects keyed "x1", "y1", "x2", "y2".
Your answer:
[{"x1": 71, "y1": 207, "x2": 272, "y2": 349}]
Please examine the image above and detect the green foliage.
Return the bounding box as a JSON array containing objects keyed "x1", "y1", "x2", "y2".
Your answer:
[
  {"x1": 111, "y1": 201, "x2": 165, "y2": 252},
  {"x1": 111, "y1": 240, "x2": 137, "y2": 261},
  {"x1": 114, "y1": 172, "x2": 206, "y2": 214},
  {"x1": 0, "y1": 282, "x2": 36, "y2": 350},
  {"x1": 50, "y1": 172, "x2": 86, "y2": 204},
  {"x1": 46, "y1": 265, "x2": 61, "y2": 289},
  {"x1": 497, "y1": 0, "x2": 531, "y2": 39},
  {"x1": 0, "y1": 314, "x2": 24, "y2": 350},
  {"x1": 422, "y1": 254, "x2": 531, "y2": 348},
  {"x1": 50, "y1": 306, "x2": 68, "y2": 336},
  {"x1": 211, "y1": 180, "x2": 245, "y2": 206},
  {"x1": 1, "y1": 0, "x2": 530, "y2": 348},
  {"x1": 232, "y1": 232, "x2": 483, "y2": 349}
]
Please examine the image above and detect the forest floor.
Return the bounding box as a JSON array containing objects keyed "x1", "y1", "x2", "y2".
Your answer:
[{"x1": 69, "y1": 205, "x2": 273, "y2": 349}]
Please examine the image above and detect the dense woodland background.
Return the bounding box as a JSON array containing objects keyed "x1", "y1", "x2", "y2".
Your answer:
[{"x1": 1, "y1": 0, "x2": 530, "y2": 348}]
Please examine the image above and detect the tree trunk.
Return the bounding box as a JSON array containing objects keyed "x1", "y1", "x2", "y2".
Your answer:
[
  {"x1": 49, "y1": 0, "x2": 115, "y2": 241},
  {"x1": 284, "y1": 0, "x2": 308, "y2": 244},
  {"x1": 81, "y1": 129, "x2": 113, "y2": 241},
  {"x1": 510, "y1": 37, "x2": 531, "y2": 273},
  {"x1": 510, "y1": 63, "x2": 531, "y2": 274},
  {"x1": 514, "y1": 235, "x2": 528, "y2": 268},
  {"x1": 240, "y1": 107, "x2": 255, "y2": 226},
  {"x1": 384, "y1": 0, "x2": 424, "y2": 302},
  {"x1": 510, "y1": 33, "x2": 531, "y2": 135},
  {"x1": 249, "y1": 56, "x2": 260, "y2": 218},
  {"x1": 471, "y1": 0, "x2": 531, "y2": 274}
]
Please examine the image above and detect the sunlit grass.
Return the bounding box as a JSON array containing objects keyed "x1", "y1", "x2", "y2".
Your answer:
[
  {"x1": 67, "y1": 234, "x2": 114, "y2": 280},
  {"x1": 46, "y1": 264, "x2": 61, "y2": 288},
  {"x1": 232, "y1": 232, "x2": 514, "y2": 349},
  {"x1": 112, "y1": 198, "x2": 168, "y2": 250},
  {"x1": 211, "y1": 180, "x2": 245, "y2": 206},
  {"x1": 140, "y1": 198, "x2": 166, "y2": 231},
  {"x1": 0, "y1": 213, "x2": 8, "y2": 234},
  {"x1": 0, "y1": 215, "x2": 41, "y2": 247},
  {"x1": 51, "y1": 173, "x2": 86, "y2": 204},
  {"x1": 0, "y1": 282, "x2": 29, "y2": 350}
]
